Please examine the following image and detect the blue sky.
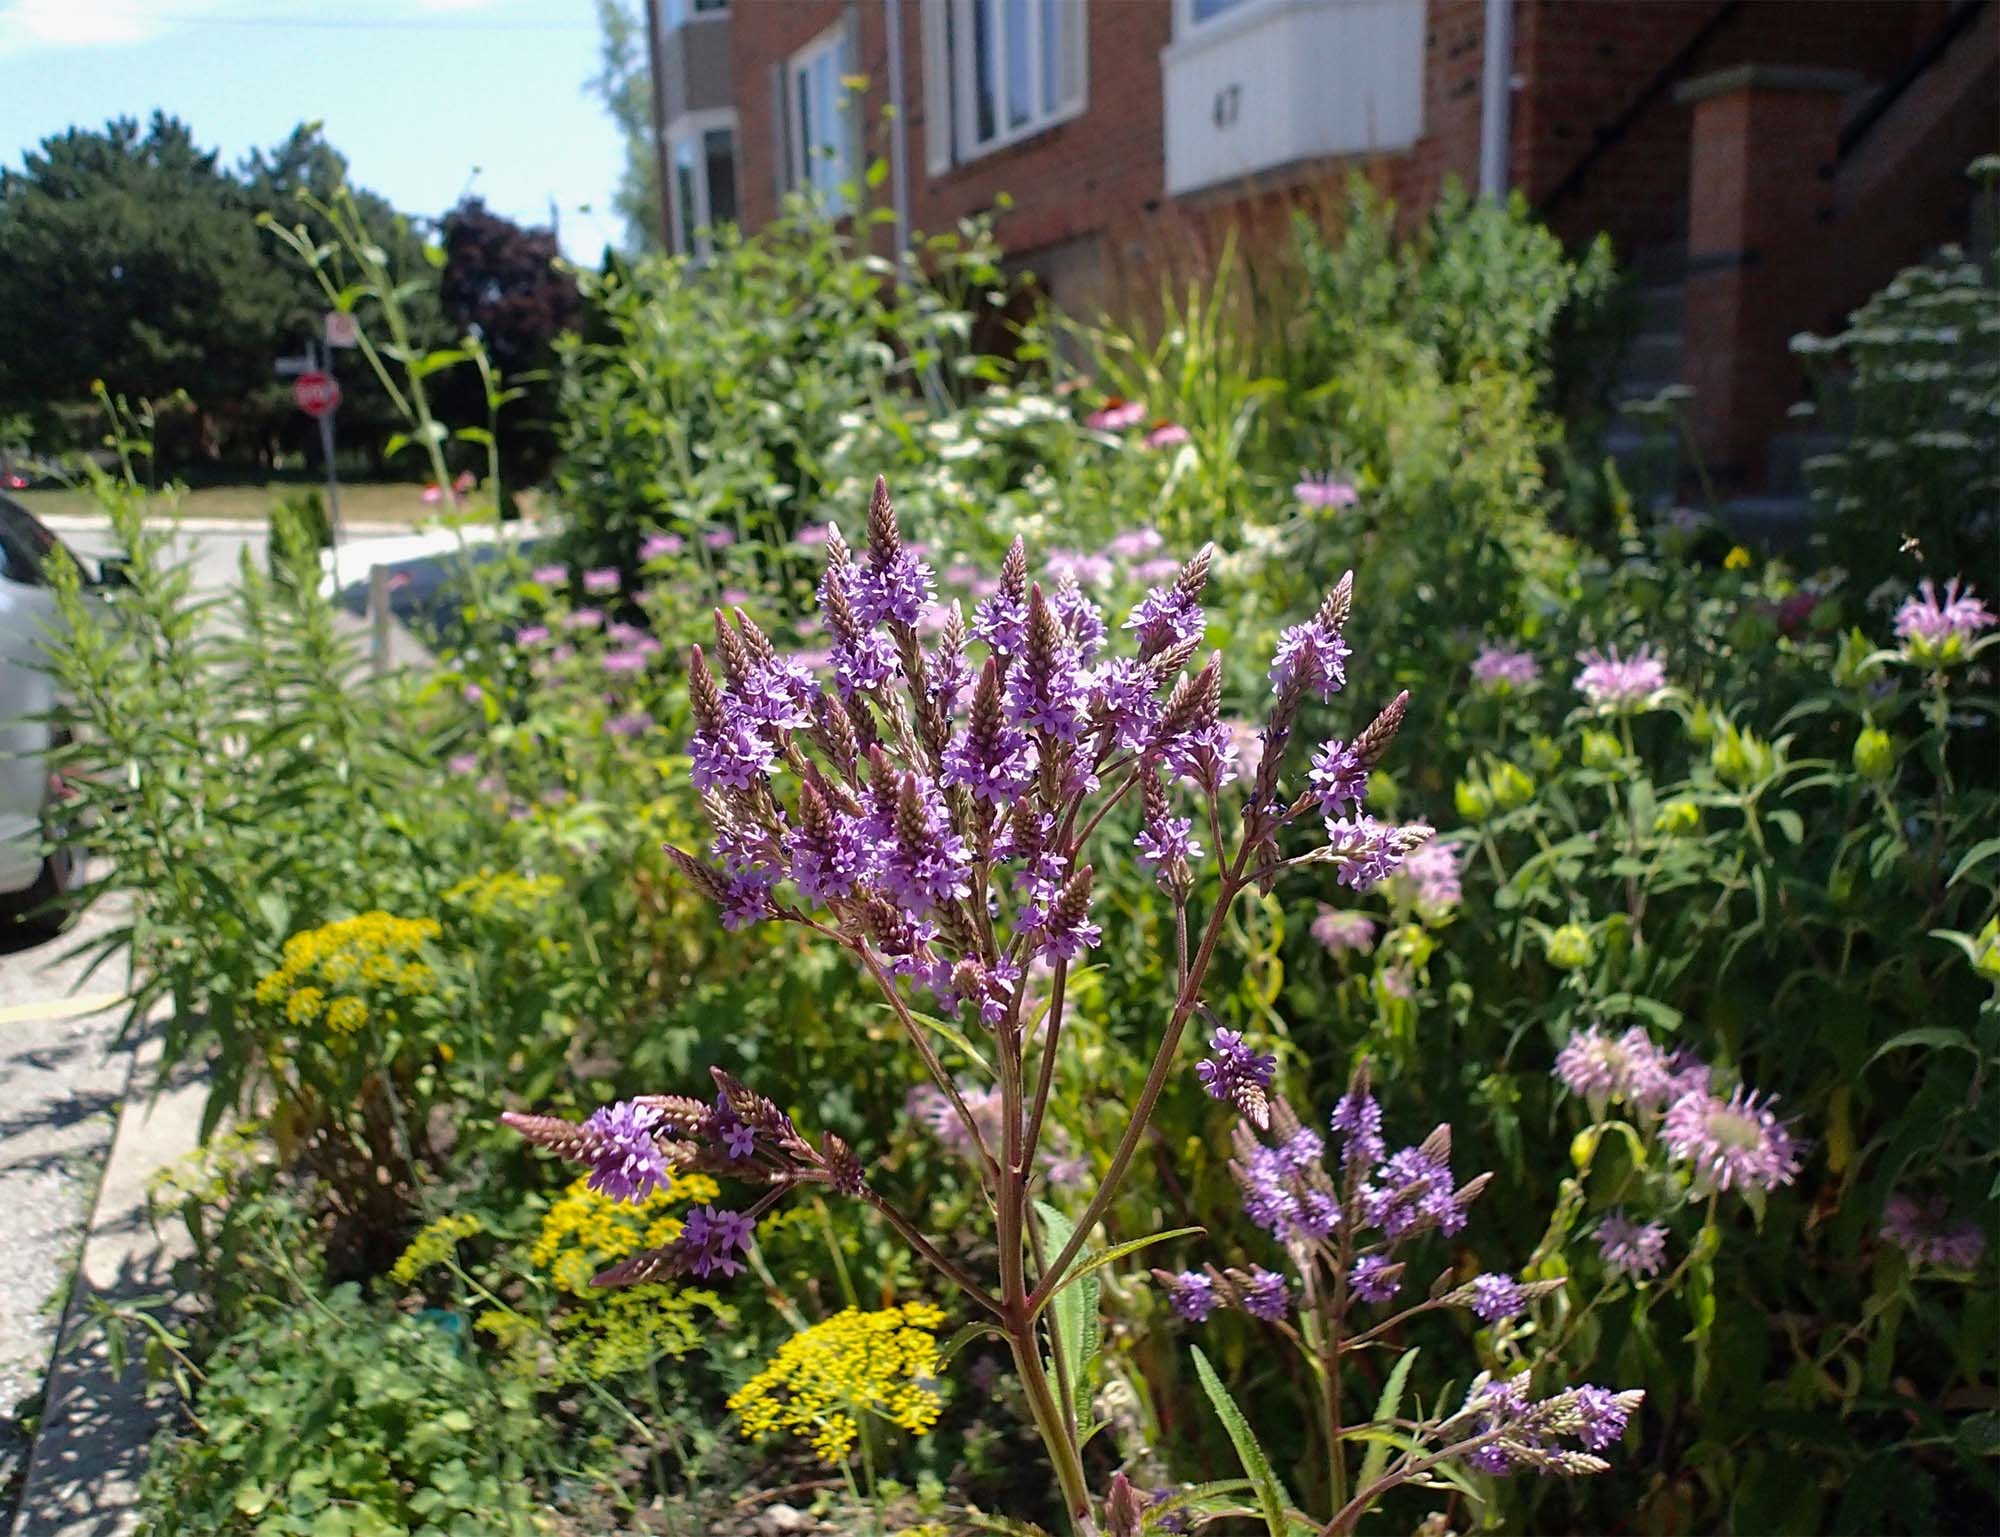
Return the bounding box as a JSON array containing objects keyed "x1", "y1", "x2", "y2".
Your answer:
[{"x1": 0, "y1": 0, "x2": 629, "y2": 262}]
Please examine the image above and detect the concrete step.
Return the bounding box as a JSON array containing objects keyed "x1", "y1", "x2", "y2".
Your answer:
[
  {"x1": 1766, "y1": 428, "x2": 1845, "y2": 496},
  {"x1": 1719, "y1": 494, "x2": 1824, "y2": 558},
  {"x1": 1639, "y1": 282, "x2": 1684, "y2": 334},
  {"x1": 1619, "y1": 330, "x2": 1684, "y2": 387}
]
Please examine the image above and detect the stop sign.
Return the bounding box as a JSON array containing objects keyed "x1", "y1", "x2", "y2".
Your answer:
[{"x1": 292, "y1": 371, "x2": 341, "y2": 418}]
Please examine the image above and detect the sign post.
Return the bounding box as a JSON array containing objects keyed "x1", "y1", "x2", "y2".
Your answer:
[{"x1": 279, "y1": 341, "x2": 345, "y2": 583}]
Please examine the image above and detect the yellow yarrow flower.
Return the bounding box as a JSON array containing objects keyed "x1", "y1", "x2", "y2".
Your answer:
[
  {"x1": 530, "y1": 1172, "x2": 721, "y2": 1296},
  {"x1": 728, "y1": 1303, "x2": 947, "y2": 1463},
  {"x1": 324, "y1": 996, "x2": 368, "y2": 1034},
  {"x1": 390, "y1": 1212, "x2": 482, "y2": 1285},
  {"x1": 255, "y1": 911, "x2": 441, "y2": 1047}
]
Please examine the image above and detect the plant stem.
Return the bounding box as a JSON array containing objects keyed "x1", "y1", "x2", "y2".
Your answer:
[{"x1": 1007, "y1": 1324, "x2": 1100, "y2": 1535}]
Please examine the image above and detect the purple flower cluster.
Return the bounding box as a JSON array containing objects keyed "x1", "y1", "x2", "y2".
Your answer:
[
  {"x1": 1469, "y1": 1272, "x2": 1526, "y2": 1322},
  {"x1": 1391, "y1": 838, "x2": 1463, "y2": 913},
  {"x1": 1159, "y1": 1269, "x2": 1217, "y2": 1322},
  {"x1": 581, "y1": 1100, "x2": 673, "y2": 1202},
  {"x1": 1269, "y1": 617, "x2": 1350, "y2": 703},
  {"x1": 1349, "y1": 1253, "x2": 1402, "y2": 1303},
  {"x1": 1357, "y1": 1138, "x2": 1470, "y2": 1241},
  {"x1": 1295, "y1": 473, "x2": 1358, "y2": 510},
  {"x1": 1660, "y1": 1085, "x2": 1802, "y2": 1195},
  {"x1": 1553, "y1": 1025, "x2": 1679, "y2": 1114},
  {"x1": 1311, "y1": 906, "x2": 1376, "y2": 956},
  {"x1": 1450, "y1": 1376, "x2": 1643, "y2": 1477},
  {"x1": 1880, "y1": 1194, "x2": 1987, "y2": 1270},
  {"x1": 676, "y1": 1205, "x2": 756, "y2": 1278},
  {"x1": 1595, "y1": 1212, "x2": 1669, "y2": 1279},
  {"x1": 1471, "y1": 643, "x2": 1539, "y2": 691}
]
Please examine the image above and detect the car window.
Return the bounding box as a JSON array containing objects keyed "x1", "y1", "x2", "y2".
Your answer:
[{"x1": 0, "y1": 495, "x2": 72, "y2": 587}]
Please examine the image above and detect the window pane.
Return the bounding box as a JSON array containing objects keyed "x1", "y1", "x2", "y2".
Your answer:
[
  {"x1": 704, "y1": 128, "x2": 737, "y2": 227},
  {"x1": 1192, "y1": 0, "x2": 1249, "y2": 20},
  {"x1": 693, "y1": 0, "x2": 728, "y2": 12},
  {"x1": 796, "y1": 63, "x2": 814, "y2": 191},
  {"x1": 1040, "y1": 0, "x2": 1060, "y2": 115},
  {"x1": 1004, "y1": 0, "x2": 1031, "y2": 130},
  {"x1": 972, "y1": 0, "x2": 996, "y2": 144},
  {"x1": 673, "y1": 139, "x2": 699, "y2": 256}
]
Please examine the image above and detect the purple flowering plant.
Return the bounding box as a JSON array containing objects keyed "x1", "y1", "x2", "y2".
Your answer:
[
  {"x1": 502, "y1": 477, "x2": 1428, "y2": 1533},
  {"x1": 1146, "y1": 1059, "x2": 1645, "y2": 1535}
]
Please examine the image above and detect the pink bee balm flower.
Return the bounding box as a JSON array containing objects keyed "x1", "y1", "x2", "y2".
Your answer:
[
  {"x1": 1145, "y1": 421, "x2": 1191, "y2": 449},
  {"x1": 461, "y1": 683, "x2": 483, "y2": 703},
  {"x1": 703, "y1": 529, "x2": 736, "y2": 549},
  {"x1": 640, "y1": 532, "x2": 684, "y2": 560},
  {"x1": 446, "y1": 752, "x2": 479, "y2": 775},
  {"x1": 582, "y1": 567, "x2": 620, "y2": 594},
  {"x1": 721, "y1": 588, "x2": 752, "y2": 606},
  {"x1": 1311, "y1": 906, "x2": 1376, "y2": 955},
  {"x1": 420, "y1": 484, "x2": 443, "y2": 505},
  {"x1": 563, "y1": 608, "x2": 604, "y2": 631},
  {"x1": 453, "y1": 470, "x2": 476, "y2": 493},
  {"x1": 1295, "y1": 473, "x2": 1357, "y2": 509},
  {"x1": 1596, "y1": 1212, "x2": 1669, "y2": 1279},
  {"x1": 796, "y1": 523, "x2": 833, "y2": 547},
  {"x1": 1893, "y1": 577, "x2": 1995, "y2": 664},
  {"x1": 1880, "y1": 1194, "x2": 1987, "y2": 1269},
  {"x1": 531, "y1": 564, "x2": 565, "y2": 584},
  {"x1": 1085, "y1": 397, "x2": 1145, "y2": 431},
  {"x1": 1662, "y1": 1084, "x2": 1802, "y2": 1195},
  {"x1": 602, "y1": 649, "x2": 649, "y2": 675},
  {"x1": 1471, "y1": 644, "x2": 1539, "y2": 691},
  {"x1": 514, "y1": 624, "x2": 550, "y2": 647},
  {"x1": 1574, "y1": 644, "x2": 1667, "y2": 711},
  {"x1": 1104, "y1": 528, "x2": 1164, "y2": 560}
]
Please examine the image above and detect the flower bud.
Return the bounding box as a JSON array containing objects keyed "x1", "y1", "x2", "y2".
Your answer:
[
  {"x1": 1571, "y1": 1126, "x2": 1601, "y2": 1170},
  {"x1": 1711, "y1": 723, "x2": 1774, "y2": 789},
  {"x1": 1454, "y1": 776, "x2": 1493, "y2": 824},
  {"x1": 1973, "y1": 916, "x2": 2000, "y2": 982},
  {"x1": 1489, "y1": 761, "x2": 1534, "y2": 811},
  {"x1": 1545, "y1": 923, "x2": 1595, "y2": 972},
  {"x1": 1653, "y1": 799, "x2": 1700, "y2": 837},
  {"x1": 1852, "y1": 726, "x2": 1896, "y2": 784},
  {"x1": 1581, "y1": 730, "x2": 1622, "y2": 772},
  {"x1": 1686, "y1": 703, "x2": 1719, "y2": 746}
]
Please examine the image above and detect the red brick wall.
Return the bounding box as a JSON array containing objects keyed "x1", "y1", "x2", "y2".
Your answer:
[{"x1": 1517, "y1": 0, "x2": 1936, "y2": 256}]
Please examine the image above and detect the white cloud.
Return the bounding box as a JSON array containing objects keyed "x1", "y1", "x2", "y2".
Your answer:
[{"x1": 0, "y1": 0, "x2": 164, "y2": 50}]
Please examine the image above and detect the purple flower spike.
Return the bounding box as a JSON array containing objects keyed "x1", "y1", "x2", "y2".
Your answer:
[
  {"x1": 1571, "y1": 1385, "x2": 1632, "y2": 1450},
  {"x1": 1329, "y1": 1088, "x2": 1384, "y2": 1170},
  {"x1": 855, "y1": 548, "x2": 936, "y2": 627},
  {"x1": 1469, "y1": 1273, "x2": 1526, "y2": 1322},
  {"x1": 1194, "y1": 1028, "x2": 1275, "y2": 1127},
  {"x1": 1308, "y1": 739, "x2": 1368, "y2": 817},
  {"x1": 676, "y1": 1205, "x2": 755, "y2": 1278},
  {"x1": 1268, "y1": 618, "x2": 1350, "y2": 702},
  {"x1": 1349, "y1": 1254, "x2": 1402, "y2": 1303},
  {"x1": 1240, "y1": 1266, "x2": 1290, "y2": 1320},
  {"x1": 582, "y1": 1100, "x2": 671, "y2": 1203},
  {"x1": 1159, "y1": 1269, "x2": 1217, "y2": 1322}
]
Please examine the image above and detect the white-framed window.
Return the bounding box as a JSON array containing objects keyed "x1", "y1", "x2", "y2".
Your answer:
[
  {"x1": 666, "y1": 110, "x2": 739, "y2": 258},
  {"x1": 922, "y1": 0, "x2": 1087, "y2": 173},
  {"x1": 1176, "y1": 0, "x2": 1266, "y2": 34},
  {"x1": 661, "y1": 0, "x2": 728, "y2": 30},
  {"x1": 786, "y1": 23, "x2": 859, "y2": 213}
]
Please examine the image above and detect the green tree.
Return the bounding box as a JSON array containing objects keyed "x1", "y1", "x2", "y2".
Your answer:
[
  {"x1": 0, "y1": 114, "x2": 292, "y2": 461},
  {"x1": 585, "y1": 0, "x2": 664, "y2": 255}
]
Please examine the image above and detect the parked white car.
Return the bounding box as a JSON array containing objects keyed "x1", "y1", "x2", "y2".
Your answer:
[{"x1": 0, "y1": 494, "x2": 116, "y2": 933}]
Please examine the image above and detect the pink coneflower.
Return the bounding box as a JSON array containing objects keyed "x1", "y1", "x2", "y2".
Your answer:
[
  {"x1": 421, "y1": 483, "x2": 443, "y2": 505},
  {"x1": 1574, "y1": 644, "x2": 1668, "y2": 711},
  {"x1": 721, "y1": 588, "x2": 752, "y2": 606},
  {"x1": 563, "y1": 608, "x2": 603, "y2": 631},
  {"x1": 1085, "y1": 397, "x2": 1146, "y2": 431},
  {"x1": 531, "y1": 563, "x2": 565, "y2": 584},
  {"x1": 446, "y1": 752, "x2": 479, "y2": 775},
  {"x1": 461, "y1": 683, "x2": 483, "y2": 704},
  {"x1": 582, "y1": 567, "x2": 620, "y2": 594},
  {"x1": 1880, "y1": 1195, "x2": 1986, "y2": 1269},
  {"x1": 1596, "y1": 1212, "x2": 1669, "y2": 1279},
  {"x1": 514, "y1": 624, "x2": 551, "y2": 647},
  {"x1": 1893, "y1": 577, "x2": 1995, "y2": 662},
  {"x1": 1295, "y1": 473, "x2": 1358, "y2": 509},
  {"x1": 797, "y1": 523, "x2": 833, "y2": 547},
  {"x1": 703, "y1": 529, "x2": 736, "y2": 549},
  {"x1": 453, "y1": 470, "x2": 476, "y2": 493},
  {"x1": 1662, "y1": 1085, "x2": 1801, "y2": 1195},
  {"x1": 640, "y1": 532, "x2": 684, "y2": 561},
  {"x1": 602, "y1": 649, "x2": 648, "y2": 675},
  {"x1": 1105, "y1": 528, "x2": 1164, "y2": 560},
  {"x1": 1554, "y1": 1025, "x2": 1675, "y2": 1114},
  {"x1": 1311, "y1": 906, "x2": 1376, "y2": 955},
  {"x1": 1145, "y1": 421, "x2": 1191, "y2": 449},
  {"x1": 1471, "y1": 644, "x2": 1539, "y2": 691}
]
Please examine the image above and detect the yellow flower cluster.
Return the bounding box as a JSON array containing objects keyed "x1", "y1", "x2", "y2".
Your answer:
[
  {"x1": 728, "y1": 1303, "x2": 947, "y2": 1463},
  {"x1": 548, "y1": 1284, "x2": 730, "y2": 1382},
  {"x1": 390, "y1": 1212, "x2": 482, "y2": 1285},
  {"x1": 530, "y1": 1172, "x2": 721, "y2": 1296},
  {"x1": 253, "y1": 912, "x2": 441, "y2": 1038},
  {"x1": 443, "y1": 869, "x2": 564, "y2": 921}
]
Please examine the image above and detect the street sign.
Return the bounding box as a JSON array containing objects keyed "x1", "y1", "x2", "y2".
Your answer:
[
  {"x1": 293, "y1": 371, "x2": 341, "y2": 419},
  {"x1": 325, "y1": 310, "x2": 359, "y2": 349},
  {"x1": 275, "y1": 357, "x2": 312, "y2": 377}
]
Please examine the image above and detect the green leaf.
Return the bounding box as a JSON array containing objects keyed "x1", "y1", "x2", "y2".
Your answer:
[
  {"x1": 1948, "y1": 837, "x2": 2000, "y2": 887},
  {"x1": 1038, "y1": 1227, "x2": 1204, "y2": 1309},
  {"x1": 1190, "y1": 1344, "x2": 1290, "y2": 1536},
  {"x1": 1356, "y1": 1347, "x2": 1419, "y2": 1495},
  {"x1": 936, "y1": 1319, "x2": 1002, "y2": 1370},
  {"x1": 1033, "y1": 1202, "x2": 1096, "y2": 1418},
  {"x1": 1866, "y1": 1025, "x2": 1978, "y2": 1068},
  {"x1": 897, "y1": 1005, "x2": 994, "y2": 1077}
]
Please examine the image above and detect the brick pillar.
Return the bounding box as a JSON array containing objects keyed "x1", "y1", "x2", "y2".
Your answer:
[{"x1": 1674, "y1": 65, "x2": 1859, "y2": 488}]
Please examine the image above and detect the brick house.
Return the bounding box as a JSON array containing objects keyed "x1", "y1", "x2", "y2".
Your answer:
[{"x1": 646, "y1": 0, "x2": 1997, "y2": 492}]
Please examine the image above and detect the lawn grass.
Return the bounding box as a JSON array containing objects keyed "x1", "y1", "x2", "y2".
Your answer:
[{"x1": 13, "y1": 482, "x2": 543, "y2": 527}]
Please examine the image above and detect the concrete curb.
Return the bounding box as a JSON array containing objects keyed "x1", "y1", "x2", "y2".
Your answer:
[
  {"x1": 10, "y1": 1034, "x2": 204, "y2": 1537},
  {"x1": 39, "y1": 516, "x2": 416, "y2": 538}
]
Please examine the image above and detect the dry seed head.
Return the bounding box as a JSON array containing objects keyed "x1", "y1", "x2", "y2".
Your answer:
[
  {"x1": 1316, "y1": 569, "x2": 1355, "y2": 632},
  {"x1": 711, "y1": 609, "x2": 751, "y2": 684},
  {"x1": 997, "y1": 535, "x2": 1027, "y2": 601},
  {"x1": 823, "y1": 522, "x2": 852, "y2": 573},
  {"x1": 866, "y1": 474, "x2": 901, "y2": 560},
  {"x1": 1352, "y1": 690, "x2": 1410, "y2": 772},
  {"x1": 1157, "y1": 652, "x2": 1221, "y2": 741},
  {"x1": 821, "y1": 1132, "x2": 866, "y2": 1195},
  {"x1": 1174, "y1": 543, "x2": 1214, "y2": 603},
  {"x1": 662, "y1": 841, "x2": 729, "y2": 904},
  {"x1": 498, "y1": 1110, "x2": 600, "y2": 1161},
  {"x1": 1418, "y1": 1122, "x2": 1451, "y2": 1167},
  {"x1": 1047, "y1": 864, "x2": 1096, "y2": 932},
  {"x1": 686, "y1": 644, "x2": 726, "y2": 733},
  {"x1": 1148, "y1": 630, "x2": 1204, "y2": 686},
  {"x1": 732, "y1": 607, "x2": 778, "y2": 665}
]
